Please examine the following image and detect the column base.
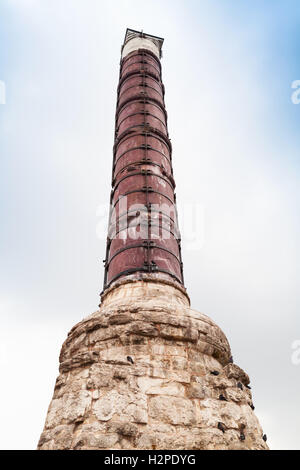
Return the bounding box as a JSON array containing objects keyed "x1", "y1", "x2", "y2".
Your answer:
[{"x1": 38, "y1": 280, "x2": 268, "y2": 450}]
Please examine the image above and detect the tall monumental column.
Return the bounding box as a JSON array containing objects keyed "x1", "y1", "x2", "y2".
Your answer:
[{"x1": 38, "y1": 30, "x2": 268, "y2": 450}]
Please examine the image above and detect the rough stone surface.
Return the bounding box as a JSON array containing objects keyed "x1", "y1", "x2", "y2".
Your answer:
[{"x1": 38, "y1": 280, "x2": 268, "y2": 450}]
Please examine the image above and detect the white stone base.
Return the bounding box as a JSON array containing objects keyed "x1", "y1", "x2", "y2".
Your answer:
[{"x1": 38, "y1": 280, "x2": 268, "y2": 450}]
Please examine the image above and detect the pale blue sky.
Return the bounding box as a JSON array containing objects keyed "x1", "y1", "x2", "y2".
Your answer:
[{"x1": 0, "y1": 0, "x2": 300, "y2": 449}]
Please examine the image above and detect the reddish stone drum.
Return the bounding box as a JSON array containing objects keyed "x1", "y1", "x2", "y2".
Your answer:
[{"x1": 103, "y1": 30, "x2": 184, "y2": 291}]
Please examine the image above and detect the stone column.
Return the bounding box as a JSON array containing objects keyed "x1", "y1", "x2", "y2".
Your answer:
[{"x1": 38, "y1": 29, "x2": 268, "y2": 450}]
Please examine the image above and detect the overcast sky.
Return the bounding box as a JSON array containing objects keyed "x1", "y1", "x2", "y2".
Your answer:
[{"x1": 0, "y1": 0, "x2": 300, "y2": 450}]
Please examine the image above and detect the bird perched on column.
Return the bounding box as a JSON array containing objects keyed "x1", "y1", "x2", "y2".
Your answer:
[{"x1": 218, "y1": 422, "x2": 226, "y2": 433}]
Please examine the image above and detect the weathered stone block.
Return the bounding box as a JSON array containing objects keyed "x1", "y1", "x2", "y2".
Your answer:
[
  {"x1": 73, "y1": 432, "x2": 119, "y2": 449},
  {"x1": 45, "y1": 391, "x2": 91, "y2": 429},
  {"x1": 127, "y1": 321, "x2": 158, "y2": 337},
  {"x1": 108, "y1": 313, "x2": 132, "y2": 325},
  {"x1": 160, "y1": 325, "x2": 198, "y2": 342},
  {"x1": 149, "y1": 396, "x2": 196, "y2": 425},
  {"x1": 93, "y1": 391, "x2": 128, "y2": 421},
  {"x1": 187, "y1": 383, "x2": 209, "y2": 399},
  {"x1": 224, "y1": 363, "x2": 250, "y2": 385}
]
